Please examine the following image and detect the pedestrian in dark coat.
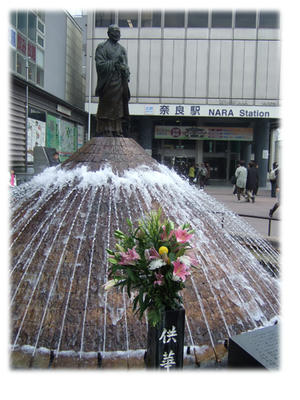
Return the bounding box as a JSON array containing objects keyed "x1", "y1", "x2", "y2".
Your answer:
[
  {"x1": 245, "y1": 162, "x2": 259, "y2": 203},
  {"x1": 269, "y1": 162, "x2": 279, "y2": 198},
  {"x1": 253, "y1": 163, "x2": 259, "y2": 195}
]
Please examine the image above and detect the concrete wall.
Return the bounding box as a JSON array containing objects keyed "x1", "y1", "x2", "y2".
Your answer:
[
  {"x1": 86, "y1": 12, "x2": 280, "y2": 108},
  {"x1": 44, "y1": 12, "x2": 67, "y2": 100}
]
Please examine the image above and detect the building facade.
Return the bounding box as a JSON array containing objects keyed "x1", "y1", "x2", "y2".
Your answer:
[
  {"x1": 9, "y1": 10, "x2": 88, "y2": 175},
  {"x1": 85, "y1": 10, "x2": 280, "y2": 184}
]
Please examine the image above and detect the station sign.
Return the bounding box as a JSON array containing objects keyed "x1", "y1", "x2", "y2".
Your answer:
[
  {"x1": 129, "y1": 104, "x2": 280, "y2": 119},
  {"x1": 86, "y1": 103, "x2": 280, "y2": 119}
]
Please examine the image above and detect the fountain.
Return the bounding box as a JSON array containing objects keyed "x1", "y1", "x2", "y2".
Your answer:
[{"x1": 9, "y1": 137, "x2": 279, "y2": 368}]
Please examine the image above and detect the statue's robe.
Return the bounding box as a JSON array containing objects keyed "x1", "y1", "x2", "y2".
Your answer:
[{"x1": 95, "y1": 39, "x2": 130, "y2": 136}]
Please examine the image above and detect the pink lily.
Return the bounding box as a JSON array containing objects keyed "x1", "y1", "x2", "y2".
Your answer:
[
  {"x1": 172, "y1": 259, "x2": 191, "y2": 282},
  {"x1": 119, "y1": 246, "x2": 141, "y2": 265},
  {"x1": 173, "y1": 229, "x2": 193, "y2": 244},
  {"x1": 144, "y1": 247, "x2": 160, "y2": 261},
  {"x1": 160, "y1": 225, "x2": 174, "y2": 241},
  {"x1": 154, "y1": 272, "x2": 164, "y2": 286}
]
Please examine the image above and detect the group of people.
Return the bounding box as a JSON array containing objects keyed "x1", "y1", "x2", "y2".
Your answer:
[
  {"x1": 233, "y1": 160, "x2": 280, "y2": 216},
  {"x1": 188, "y1": 162, "x2": 210, "y2": 189},
  {"x1": 233, "y1": 161, "x2": 259, "y2": 202}
]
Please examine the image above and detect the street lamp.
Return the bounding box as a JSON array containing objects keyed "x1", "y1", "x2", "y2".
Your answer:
[
  {"x1": 24, "y1": 55, "x2": 31, "y2": 172},
  {"x1": 87, "y1": 54, "x2": 92, "y2": 141}
]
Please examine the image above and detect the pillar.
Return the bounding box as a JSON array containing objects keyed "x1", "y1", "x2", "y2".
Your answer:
[
  {"x1": 253, "y1": 120, "x2": 270, "y2": 187},
  {"x1": 240, "y1": 142, "x2": 252, "y2": 166},
  {"x1": 138, "y1": 117, "x2": 153, "y2": 156}
]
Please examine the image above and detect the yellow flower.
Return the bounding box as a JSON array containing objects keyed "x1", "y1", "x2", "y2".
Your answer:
[{"x1": 159, "y1": 246, "x2": 169, "y2": 256}]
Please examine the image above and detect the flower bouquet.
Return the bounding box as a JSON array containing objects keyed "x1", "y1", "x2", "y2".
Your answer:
[{"x1": 105, "y1": 209, "x2": 197, "y2": 327}]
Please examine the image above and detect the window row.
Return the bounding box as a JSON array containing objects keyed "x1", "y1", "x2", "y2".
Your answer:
[
  {"x1": 11, "y1": 50, "x2": 44, "y2": 87},
  {"x1": 95, "y1": 10, "x2": 280, "y2": 29},
  {"x1": 10, "y1": 11, "x2": 45, "y2": 46}
]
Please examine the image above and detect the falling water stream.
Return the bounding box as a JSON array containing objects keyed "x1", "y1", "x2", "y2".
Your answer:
[{"x1": 9, "y1": 138, "x2": 279, "y2": 368}]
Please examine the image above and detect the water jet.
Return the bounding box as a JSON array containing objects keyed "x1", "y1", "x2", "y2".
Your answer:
[{"x1": 9, "y1": 137, "x2": 279, "y2": 368}]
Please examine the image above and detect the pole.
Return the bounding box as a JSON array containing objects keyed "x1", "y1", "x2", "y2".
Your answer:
[
  {"x1": 88, "y1": 55, "x2": 92, "y2": 141},
  {"x1": 25, "y1": 57, "x2": 29, "y2": 172}
]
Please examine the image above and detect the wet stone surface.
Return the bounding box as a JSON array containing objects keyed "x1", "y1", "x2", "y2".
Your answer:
[{"x1": 9, "y1": 137, "x2": 280, "y2": 368}]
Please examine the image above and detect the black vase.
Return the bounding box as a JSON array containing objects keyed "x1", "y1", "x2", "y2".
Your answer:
[{"x1": 145, "y1": 308, "x2": 185, "y2": 369}]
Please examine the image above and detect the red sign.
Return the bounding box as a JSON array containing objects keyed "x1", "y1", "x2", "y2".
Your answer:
[
  {"x1": 27, "y1": 42, "x2": 36, "y2": 62},
  {"x1": 17, "y1": 33, "x2": 26, "y2": 55}
]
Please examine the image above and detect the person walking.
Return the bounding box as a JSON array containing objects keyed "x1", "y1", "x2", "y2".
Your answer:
[
  {"x1": 188, "y1": 163, "x2": 195, "y2": 184},
  {"x1": 269, "y1": 168, "x2": 280, "y2": 217},
  {"x1": 204, "y1": 163, "x2": 210, "y2": 185},
  {"x1": 9, "y1": 169, "x2": 17, "y2": 187},
  {"x1": 253, "y1": 163, "x2": 259, "y2": 196},
  {"x1": 198, "y1": 163, "x2": 208, "y2": 189},
  {"x1": 269, "y1": 162, "x2": 279, "y2": 198},
  {"x1": 235, "y1": 160, "x2": 247, "y2": 201},
  {"x1": 245, "y1": 162, "x2": 259, "y2": 203}
]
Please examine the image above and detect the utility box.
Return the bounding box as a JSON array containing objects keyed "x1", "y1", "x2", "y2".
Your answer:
[
  {"x1": 228, "y1": 324, "x2": 279, "y2": 369},
  {"x1": 34, "y1": 147, "x2": 58, "y2": 174}
]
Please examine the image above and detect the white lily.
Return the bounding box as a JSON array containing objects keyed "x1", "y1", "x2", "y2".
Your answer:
[
  {"x1": 178, "y1": 255, "x2": 192, "y2": 267},
  {"x1": 149, "y1": 259, "x2": 166, "y2": 270}
]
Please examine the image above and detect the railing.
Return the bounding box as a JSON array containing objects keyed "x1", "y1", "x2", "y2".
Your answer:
[
  {"x1": 215, "y1": 211, "x2": 280, "y2": 237},
  {"x1": 237, "y1": 214, "x2": 280, "y2": 237}
]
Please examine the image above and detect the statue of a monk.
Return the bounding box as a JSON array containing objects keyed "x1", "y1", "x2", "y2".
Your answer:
[{"x1": 95, "y1": 25, "x2": 130, "y2": 137}]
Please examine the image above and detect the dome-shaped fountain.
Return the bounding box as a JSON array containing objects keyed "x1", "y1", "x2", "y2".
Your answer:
[{"x1": 9, "y1": 137, "x2": 279, "y2": 368}]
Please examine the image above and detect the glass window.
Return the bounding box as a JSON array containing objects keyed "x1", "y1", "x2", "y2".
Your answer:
[
  {"x1": 164, "y1": 11, "x2": 185, "y2": 27},
  {"x1": 203, "y1": 141, "x2": 213, "y2": 152},
  {"x1": 118, "y1": 11, "x2": 138, "y2": 27},
  {"x1": 95, "y1": 11, "x2": 115, "y2": 27},
  {"x1": 27, "y1": 42, "x2": 36, "y2": 62},
  {"x1": 37, "y1": 35, "x2": 44, "y2": 48},
  {"x1": 16, "y1": 53, "x2": 26, "y2": 77},
  {"x1": 215, "y1": 141, "x2": 227, "y2": 152},
  {"x1": 211, "y1": 11, "x2": 232, "y2": 28},
  {"x1": 37, "y1": 11, "x2": 45, "y2": 22},
  {"x1": 187, "y1": 11, "x2": 208, "y2": 27},
  {"x1": 28, "y1": 61, "x2": 36, "y2": 82},
  {"x1": 141, "y1": 11, "x2": 161, "y2": 27},
  {"x1": 10, "y1": 50, "x2": 16, "y2": 71},
  {"x1": 36, "y1": 48, "x2": 44, "y2": 68},
  {"x1": 37, "y1": 66, "x2": 44, "y2": 86},
  {"x1": 9, "y1": 28, "x2": 17, "y2": 48},
  {"x1": 259, "y1": 11, "x2": 280, "y2": 28},
  {"x1": 17, "y1": 11, "x2": 27, "y2": 34},
  {"x1": 28, "y1": 12, "x2": 37, "y2": 42},
  {"x1": 235, "y1": 11, "x2": 256, "y2": 28},
  {"x1": 37, "y1": 20, "x2": 45, "y2": 34},
  {"x1": 10, "y1": 11, "x2": 17, "y2": 27}
]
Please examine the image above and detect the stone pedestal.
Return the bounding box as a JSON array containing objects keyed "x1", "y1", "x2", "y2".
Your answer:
[{"x1": 145, "y1": 308, "x2": 185, "y2": 370}]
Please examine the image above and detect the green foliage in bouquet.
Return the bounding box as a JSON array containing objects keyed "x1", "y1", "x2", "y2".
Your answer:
[{"x1": 105, "y1": 209, "x2": 198, "y2": 327}]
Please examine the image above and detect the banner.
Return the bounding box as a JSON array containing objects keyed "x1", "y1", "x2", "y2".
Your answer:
[
  {"x1": 77, "y1": 125, "x2": 84, "y2": 148},
  {"x1": 59, "y1": 120, "x2": 77, "y2": 161},
  {"x1": 154, "y1": 125, "x2": 253, "y2": 141},
  {"x1": 46, "y1": 114, "x2": 60, "y2": 149},
  {"x1": 27, "y1": 118, "x2": 46, "y2": 162}
]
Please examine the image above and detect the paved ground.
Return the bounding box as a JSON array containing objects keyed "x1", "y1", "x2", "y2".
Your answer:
[{"x1": 200, "y1": 182, "x2": 280, "y2": 242}]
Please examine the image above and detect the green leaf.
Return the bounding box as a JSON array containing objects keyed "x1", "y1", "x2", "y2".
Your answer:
[
  {"x1": 147, "y1": 308, "x2": 161, "y2": 327},
  {"x1": 108, "y1": 258, "x2": 118, "y2": 264}
]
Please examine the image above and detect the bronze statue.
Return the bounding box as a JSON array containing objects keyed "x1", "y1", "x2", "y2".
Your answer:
[{"x1": 95, "y1": 25, "x2": 130, "y2": 137}]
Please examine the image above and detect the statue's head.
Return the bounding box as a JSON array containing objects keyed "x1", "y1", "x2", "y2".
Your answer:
[{"x1": 107, "y1": 24, "x2": 121, "y2": 42}]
